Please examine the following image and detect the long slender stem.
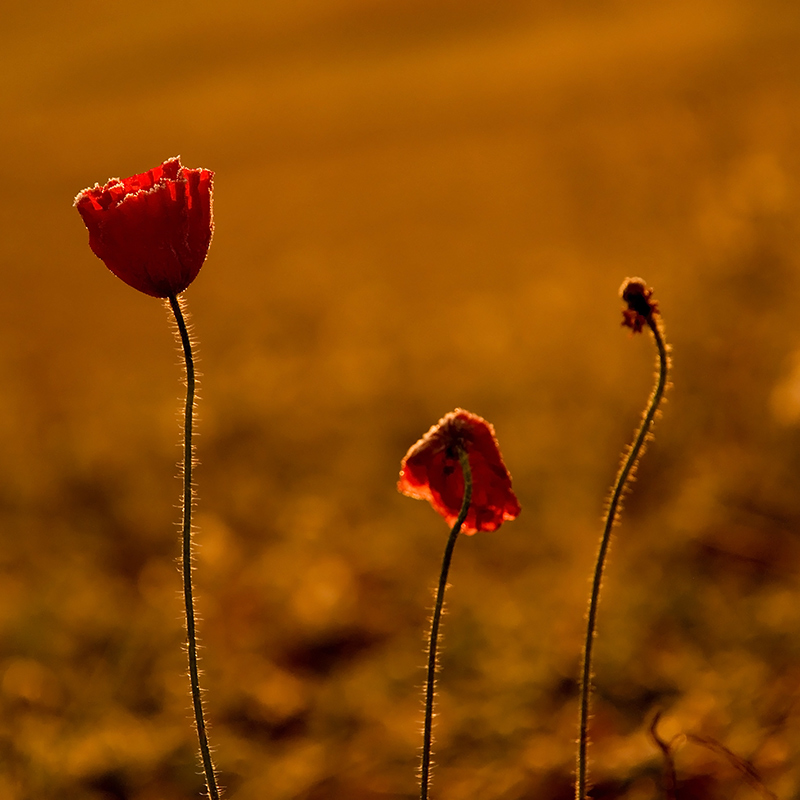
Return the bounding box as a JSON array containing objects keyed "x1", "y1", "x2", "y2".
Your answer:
[
  {"x1": 576, "y1": 317, "x2": 669, "y2": 800},
  {"x1": 421, "y1": 448, "x2": 473, "y2": 800},
  {"x1": 168, "y1": 294, "x2": 220, "y2": 800}
]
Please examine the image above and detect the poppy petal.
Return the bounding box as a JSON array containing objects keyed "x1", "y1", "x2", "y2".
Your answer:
[
  {"x1": 75, "y1": 157, "x2": 214, "y2": 298},
  {"x1": 398, "y1": 409, "x2": 520, "y2": 534}
]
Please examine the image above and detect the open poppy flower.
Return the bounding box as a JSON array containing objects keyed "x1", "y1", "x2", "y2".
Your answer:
[
  {"x1": 75, "y1": 157, "x2": 214, "y2": 297},
  {"x1": 398, "y1": 409, "x2": 520, "y2": 534}
]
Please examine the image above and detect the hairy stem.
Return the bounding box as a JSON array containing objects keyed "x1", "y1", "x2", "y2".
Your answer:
[
  {"x1": 421, "y1": 448, "x2": 473, "y2": 800},
  {"x1": 168, "y1": 294, "x2": 220, "y2": 800},
  {"x1": 576, "y1": 317, "x2": 669, "y2": 800}
]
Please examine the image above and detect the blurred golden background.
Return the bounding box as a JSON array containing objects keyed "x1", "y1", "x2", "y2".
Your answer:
[{"x1": 3, "y1": 1, "x2": 800, "y2": 798}]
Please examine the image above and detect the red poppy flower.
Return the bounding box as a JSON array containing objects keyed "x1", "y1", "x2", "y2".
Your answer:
[
  {"x1": 398, "y1": 409, "x2": 520, "y2": 534},
  {"x1": 75, "y1": 157, "x2": 214, "y2": 298}
]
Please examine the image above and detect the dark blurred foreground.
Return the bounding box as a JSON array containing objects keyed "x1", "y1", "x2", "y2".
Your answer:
[{"x1": 2, "y1": 1, "x2": 800, "y2": 798}]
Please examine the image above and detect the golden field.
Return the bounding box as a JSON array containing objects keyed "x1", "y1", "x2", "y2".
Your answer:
[{"x1": 2, "y1": 1, "x2": 800, "y2": 797}]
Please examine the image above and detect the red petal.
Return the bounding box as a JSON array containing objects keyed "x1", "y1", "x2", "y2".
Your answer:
[
  {"x1": 398, "y1": 409, "x2": 520, "y2": 534},
  {"x1": 75, "y1": 157, "x2": 214, "y2": 297}
]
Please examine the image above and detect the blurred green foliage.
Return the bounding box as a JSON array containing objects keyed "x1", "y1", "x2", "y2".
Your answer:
[{"x1": 2, "y1": 1, "x2": 800, "y2": 798}]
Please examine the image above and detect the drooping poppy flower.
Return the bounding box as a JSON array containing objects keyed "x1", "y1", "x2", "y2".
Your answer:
[
  {"x1": 398, "y1": 408, "x2": 520, "y2": 534},
  {"x1": 75, "y1": 157, "x2": 214, "y2": 298},
  {"x1": 620, "y1": 277, "x2": 659, "y2": 333}
]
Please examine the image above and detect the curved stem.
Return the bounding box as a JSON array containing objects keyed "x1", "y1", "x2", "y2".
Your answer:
[
  {"x1": 168, "y1": 294, "x2": 220, "y2": 800},
  {"x1": 420, "y1": 448, "x2": 472, "y2": 800},
  {"x1": 576, "y1": 318, "x2": 669, "y2": 800}
]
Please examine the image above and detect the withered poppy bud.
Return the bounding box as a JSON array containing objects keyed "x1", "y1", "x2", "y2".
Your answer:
[{"x1": 620, "y1": 277, "x2": 659, "y2": 333}]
